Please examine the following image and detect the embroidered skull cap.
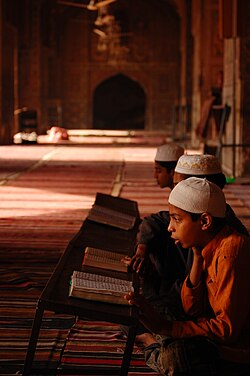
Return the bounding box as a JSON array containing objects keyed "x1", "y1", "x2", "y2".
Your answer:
[{"x1": 175, "y1": 154, "x2": 222, "y2": 175}]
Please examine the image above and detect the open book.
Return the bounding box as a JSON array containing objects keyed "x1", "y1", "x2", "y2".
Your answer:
[
  {"x1": 82, "y1": 246, "x2": 130, "y2": 273},
  {"x1": 87, "y1": 204, "x2": 136, "y2": 230},
  {"x1": 69, "y1": 271, "x2": 133, "y2": 305}
]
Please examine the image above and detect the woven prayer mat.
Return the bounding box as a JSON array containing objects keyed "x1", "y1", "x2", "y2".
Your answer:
[
  {"x1": 0, "y1": 260, "x2": 76, "y2": 374},
  {"x1": 59, "y1": 318, "x2": 160, "y2": 375}
]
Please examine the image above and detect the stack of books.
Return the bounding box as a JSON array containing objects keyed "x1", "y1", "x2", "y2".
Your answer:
[{"x1": 69, "y1": 192, "x2": 139, "y2": 305}]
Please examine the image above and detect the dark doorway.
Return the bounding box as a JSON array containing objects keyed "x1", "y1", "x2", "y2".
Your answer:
[{"x1": 93, "y1": 74, "x2": 146, "y2": 130}]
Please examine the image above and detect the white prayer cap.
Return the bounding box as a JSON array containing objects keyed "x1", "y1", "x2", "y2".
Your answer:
[
  {"x1": 155, "y1": 143, "x2": 184, "y2": 162},
  {"x1": 169, "y1": 177, "x2": 226, "y2": 217},
  {"x1": 175, "y1": 154, "x2": 222, "y2": 175}
]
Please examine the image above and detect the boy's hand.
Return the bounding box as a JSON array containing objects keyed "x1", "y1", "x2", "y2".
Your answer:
[
  {"x1": 121, "y1": 255, "x2": 132, "y2": 266},
  {"x1": 192, "y1": 246, "x2": 203, "y2": 257},
  {"x1": 124, "y1": 291, "x2": 172, "y2": 335},
  {"x1": 129, "y1": 244, "x2": 148, "y2": 274},
  {"x1": 189, "y1": 247, "x2": 204, "y2": 287},
  {"x1": 124, "y1": 290, "x2": 148, "y2": 307}
]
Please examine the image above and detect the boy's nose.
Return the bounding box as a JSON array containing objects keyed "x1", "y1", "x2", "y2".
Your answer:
[{"x1": 167, "y1": 222, "x2": 173, "y2": 232}]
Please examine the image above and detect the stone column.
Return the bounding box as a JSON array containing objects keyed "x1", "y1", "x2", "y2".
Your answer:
[
  {"x1": 19, "y1": 1, "x2": 42, "y2": 132},
  {"x1": 222, "y1": 0, "x2": 250, "y2": 178}
]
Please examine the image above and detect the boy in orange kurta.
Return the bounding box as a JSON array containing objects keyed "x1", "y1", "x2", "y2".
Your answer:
[{"x1": 125, "y1": 177, "x2": 250, "y2": 375}]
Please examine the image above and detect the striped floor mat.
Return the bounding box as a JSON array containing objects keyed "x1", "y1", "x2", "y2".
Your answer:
[{"x1": 59, "y1": 319, "x2": 159, "y2": 375}]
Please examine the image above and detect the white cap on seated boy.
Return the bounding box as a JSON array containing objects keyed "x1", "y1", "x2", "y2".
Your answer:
[
  {"x1": 169, "y1": 177, "x2": 226, "y2": 218},
  {"x1": 154, "y1": 143, "x2": 185, "y2": 189},
  {"x1": 155, "y1": 143, "x2": 184, "y2": 162}
]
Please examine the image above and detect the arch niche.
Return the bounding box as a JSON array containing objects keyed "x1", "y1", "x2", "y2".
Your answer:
[{"x1": 93, "y1": 74, "x2": 146, "y2": 130}]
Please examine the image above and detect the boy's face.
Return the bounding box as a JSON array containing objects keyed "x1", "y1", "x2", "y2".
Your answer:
[
  {"x1": 154, "y1": 162, "x2": 174, "y2": 189},
  {"x1": 168, "y1": 204, "x2": 203, "y2": 249}
]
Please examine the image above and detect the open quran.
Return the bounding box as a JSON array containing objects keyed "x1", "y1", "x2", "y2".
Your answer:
[
  {"x1": 87, "y1": 204, "x2": 136, "y2": 230},
  {"x1": 82, "y1": 246, "x2": 130, "y2": 273},
  {"x1": 69, "y1": 271, "x2": 133, "y2": 305}
]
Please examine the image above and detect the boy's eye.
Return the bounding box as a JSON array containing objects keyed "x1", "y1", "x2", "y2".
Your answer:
[{"x1": 172, "y1": 216, "x2": 181, "y2": 223}]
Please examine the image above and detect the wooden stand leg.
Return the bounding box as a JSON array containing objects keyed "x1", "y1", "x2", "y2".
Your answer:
[
  {"x1": 120, "y1": 325, "x2": 137, "y2": 376},
  {"x1": 22, "y1": 301, "x2": 44, "y2": 376}
]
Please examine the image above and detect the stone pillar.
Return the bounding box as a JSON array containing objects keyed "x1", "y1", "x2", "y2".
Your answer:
[
  {"x1": 1, "y1": 6, "x2": 18, "y2": 144},
  {"x1": 222, "y1": 0, "x2": 250, "y2": 178},
  {"x1": 238, "y1": 0, "x2": 250, "y2": 177},
  {"x1": 62, "y1": 16, "x2": 89, "y2": 129},
  {"x1": 19, "y1": 1, "x2": 42, "y2": 132}
]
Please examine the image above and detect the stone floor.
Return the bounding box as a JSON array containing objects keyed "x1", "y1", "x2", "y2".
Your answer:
[{"x1": 0, "y1": 141, "x2": 249, "y2": 231}]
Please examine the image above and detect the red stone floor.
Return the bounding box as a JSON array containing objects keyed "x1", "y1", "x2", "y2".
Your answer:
[
  {"x1": 0, "y1": 142, "x2": 249, "y2": 234},
  {"x1": 0, "y1": 142, "x2": 249, "y2": 274}
]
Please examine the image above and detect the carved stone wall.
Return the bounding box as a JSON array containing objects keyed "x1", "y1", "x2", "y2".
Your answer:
[
  {"x1": 53, "y1": 0, "x2": 181, "y2": 131},
  {"x1": 0, "y1": 0, "x2": 181, "y2": 138},
  {"x1": 1, "y1": 0, "x2": 249, "y2": 177}
]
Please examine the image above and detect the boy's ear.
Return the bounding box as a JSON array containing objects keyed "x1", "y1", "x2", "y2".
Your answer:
[{"x1": 200, "y1": 212, "x2": 212, "y2": 230}]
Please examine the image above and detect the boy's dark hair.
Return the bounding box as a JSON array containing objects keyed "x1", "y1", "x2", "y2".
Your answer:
[
  {"x1": 184, "y1": 173, "x2": 226, "y2": 189},
  {"x1": 187, "y1": 211, "x2": 226, "y2": 230},
  {"x1": 156, "y1": 161, "x2": 178, "y2": 174}
]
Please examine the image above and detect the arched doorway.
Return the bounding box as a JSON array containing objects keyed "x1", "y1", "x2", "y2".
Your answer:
[{"x1": 93, "y1": 74, "x2": 146, "y2": 130}]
